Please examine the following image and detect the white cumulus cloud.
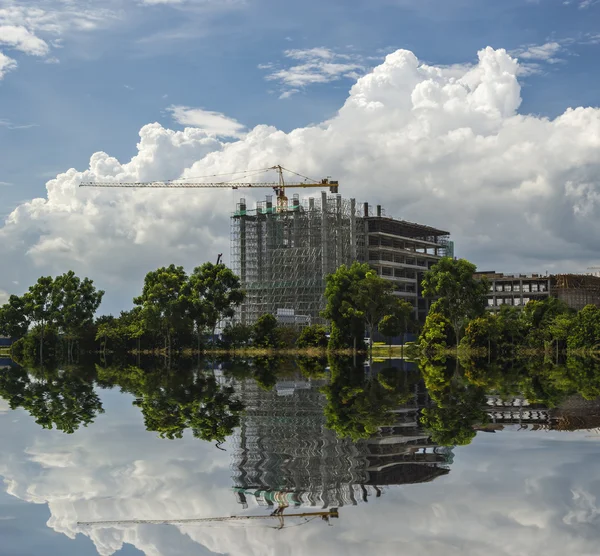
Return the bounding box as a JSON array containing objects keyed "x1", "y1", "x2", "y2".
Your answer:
[
  {"x1": 262, "y1": 47, "x2": 366, "y2": 98},
  {"x1": 0, "y1": 25, "x2": 49, "y2": 55},
  {"x1": 0, "y1": 50, "x2": 16, "y2": 77},
  {"x1": 1, "y1": 46, "x2": 600, "y2": 313},
  {"x1": 167, "y1": 105, "x2": 246, "y2": 137}
]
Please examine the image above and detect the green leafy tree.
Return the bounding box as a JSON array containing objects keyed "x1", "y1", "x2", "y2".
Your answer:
[
  {"x1": 353, "y1": 270, "x2": 405, "y2": 351},
  {"x1": 53, "y1": 271, "x2": 104, "y2": 361},
  {"x1": 567, "y1": 305, "x2": 600, "y2": 351},
  {"x1": 23, "y1": 276, "x2": 56, "y2": 365},
  {"x1": 252, "y1": 313, "x2": 280, "y2": 348},
  {"x1": 549, "y1": 313, "x2": 575, "y2": 359},
  {"x1": 117, "y1": 307, "x2": 146, "y2": 352},
  {"x1": 0, "y1": 295, "x2": 29, "y2": 338},
  {"x1": 133, "y1": 265, "x2": 192, "y2": 354},
  {"x1": 461, "y1": 313, "x2": 499, "y2": 352},
  {"x1": 322, "y1": 262, "x2": 370, "y2": 350},
  {"x1": 521, "y1": 297, "x2": 571, "y2": 349},
  {"x1": 419, "y1": 312, "x2": 453, "y2": 352},
  {"x1": 296, "y1": 325, "x2": 328, "y2": 349},
  {"x1": 221, "y1": 322, "x2": 253, "y2": 348},
  {"x1": 188, "y1": 263, "x2": 245, "y2": 344},
  {"x1": 421, "y1": 258, "x2": 489, "y2": 347},
  {"x1": 95, "y1": 316, "x2": 120, "y2": 357},
  {"x1": 378, "y1": 314, "x2": 403, "y2": 345}
]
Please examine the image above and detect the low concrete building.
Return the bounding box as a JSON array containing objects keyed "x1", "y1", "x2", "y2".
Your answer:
[
  {"x1": 474, "y1": 271, "x2": 551, "y2": 311},
  {"x1": 475, "y1": 271, "x2": 600, "y2": 312}
]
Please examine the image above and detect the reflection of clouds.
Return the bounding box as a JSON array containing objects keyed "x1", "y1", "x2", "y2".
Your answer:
[{"x1": 1, "y1": 394, "x2": 600, "y2": 555}]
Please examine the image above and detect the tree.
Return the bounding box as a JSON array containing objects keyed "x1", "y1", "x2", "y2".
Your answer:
[
  {"x1": 188, "y1": 263, "x2": 245, "y2": 345},
  {"x1": 221, "y1": 322, "x2": 253, "y2": 348},
  {"x1": 521, "y1": 297, "x2": 571, "y2": 350},
  {"x1": 419, "y1": 312, "x2": 453, "y2": 352},
  {"x1": 133, "y1": 265, "x2": 192, "y2": 355},
  {"x1": 354, "y1": 271, "x2": 413, "y2": 351},
  {"x1": 296, "y1": 325, "x2": 328, "y2": 349},
  {"x1": 95, "y1": 316, "x2": 120, "y2": 358},
  {"x1": 421, "y1": 258, "x2": 489, "y2": 347},
  {"x1": 548, "y1": 313, "x2": 574, "y2": 360},
  {"x1": 23, "y1": 276, "x2": 56, "y2": 365},
  {"x1": 378, "y1": 312, "x2": 406, "y2": 345},
  {"x1": 53, "y1": 271, "x2": 104, "y2": 361},
  {"x1": 322, "y1": 262, "x2": 370, "y2": 350},
  {"x1": 252, "y1": 314, "x2": 280, "y2": 348},
  {"x1": 460, "y1": 313, "x2": 499, "y2": 353},
  {"x1": 567, "y1": 305, "x2": 600, "y2": 351},
  {"x1": 0, "y1": 295, "x2": 29, "y2": 338}
]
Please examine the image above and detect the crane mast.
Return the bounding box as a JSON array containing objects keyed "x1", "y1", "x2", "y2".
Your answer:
[{"x1": 79, "y1": 164, "x2": 339, "y2": 213}]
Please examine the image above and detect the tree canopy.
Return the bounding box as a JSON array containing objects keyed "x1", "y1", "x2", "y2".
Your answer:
[{"x1": 421, "y1": 258, "x2": 488, "y2": 346}]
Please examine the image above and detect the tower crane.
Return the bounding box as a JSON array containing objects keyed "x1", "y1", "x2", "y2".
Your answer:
[
  {"x1": 77, "y1": 508, "x2": 339, "y2": 530},
  {"x1": 80, "y1": 165, "x2": 339, "y2": 213}
]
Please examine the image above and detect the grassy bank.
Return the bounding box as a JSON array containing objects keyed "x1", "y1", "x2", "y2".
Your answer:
[
  {"x1": 133, "y1": 347, "x2": 361, "y2": 358},
  {"x1": 370, "y1": 345, "x2": 406, "y2": 358}
]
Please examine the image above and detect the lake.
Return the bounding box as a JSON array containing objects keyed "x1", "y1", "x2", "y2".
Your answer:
[{"x1": 1, "y1": 356, "x2": 599, "y2": 556}]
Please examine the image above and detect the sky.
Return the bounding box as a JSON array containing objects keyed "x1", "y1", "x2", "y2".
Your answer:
[
  {"x1": 2, "y1": 387, "x2": 600, "y2": 556},
  {"x1": 1, "y1": 0, "x2": 600, "y2": 313}
]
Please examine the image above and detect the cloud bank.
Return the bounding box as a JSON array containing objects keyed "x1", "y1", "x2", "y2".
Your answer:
[{"x1": 2, "y1": 46, "x2": 600, "y2": 312}]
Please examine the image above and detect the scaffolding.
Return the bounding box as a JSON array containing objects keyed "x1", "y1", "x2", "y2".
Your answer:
[
  {"x1": 231, "y1": 192, "x2": 365, "y2": 325},
  {"x1": 551, "y1": 274, "x2": 600, "y2": 311}
]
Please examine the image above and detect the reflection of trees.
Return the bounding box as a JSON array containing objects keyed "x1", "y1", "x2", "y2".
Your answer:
[
  {"x1": 427, "y1": 356, "x2": 600, "y2": 444},
  {"x1": 221, "y1": 356, "x2": 294, "y2": 391},
  {"x1": 0, "y1": 366, "x2": 104, "y2": 433},
  {"x1": 296, "y1": 356, "x2": 328, "y2": 379},
  {"x1": 461, "y1": 356, "x2": 600, "y2": 408},
  {"x1": 419, "y1": 358, "x2": 487, "y2": 447},
  {"x1": 97, "y1": 364, "x2": 243, "y2": 444},
  {"x1": 322, "y1": 356, "x2": 417, "y2": 441}
]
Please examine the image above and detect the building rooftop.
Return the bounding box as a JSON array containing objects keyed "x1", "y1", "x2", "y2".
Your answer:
[{"x1": 366, "y1": 216, "x2": 449, "y2": 239}]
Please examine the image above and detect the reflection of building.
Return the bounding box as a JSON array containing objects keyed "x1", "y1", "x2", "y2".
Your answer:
[
  {"x1": 475, "y1": 271, "x2": 600, "y2": 312},
  {"x1": 482, "y1": 395, "x2": 600, "y2": 432},
  {"x1": 484, "y1": 395, "x2": 552, "y2": 426},
  {"x1": 230, "y1": 374, "x2": 452, "y2": 510},
  {"x1": 231, "y1": 195, "x2": 451, "y2": 325}
]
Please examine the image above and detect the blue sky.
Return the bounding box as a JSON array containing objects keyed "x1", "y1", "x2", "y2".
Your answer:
[
  {"x1": 2, "y1": 0, "x2": 599, "y2": 215},
  {"x1": 1, "y1": 0, "x2": 600, "y2": 311}
]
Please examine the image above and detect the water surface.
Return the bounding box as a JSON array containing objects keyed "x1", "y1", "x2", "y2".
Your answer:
[{"x1": 1, "y1": 357, "x2": 599, "y2": 556}]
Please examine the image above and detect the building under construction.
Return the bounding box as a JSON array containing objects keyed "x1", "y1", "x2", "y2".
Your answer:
[{"x1": 231, "y1": 193, "x2": 451, "y2": 325}]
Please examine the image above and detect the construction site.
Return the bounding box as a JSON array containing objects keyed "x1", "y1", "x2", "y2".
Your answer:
[
  {"x1": 80, "y1": 164, "x2": 452, "y2": 325},
  {"x1": 231, "y1": 192, "x2": 452, "y2": 325}
]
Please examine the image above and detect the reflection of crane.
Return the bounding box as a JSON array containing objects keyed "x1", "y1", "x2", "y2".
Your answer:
[
  {"x1": 77, "y1": 508, "x2": 339, "y2": 530},
  {"x1": 80, "y1": 165, "x2": 339, "y2": 213}
]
